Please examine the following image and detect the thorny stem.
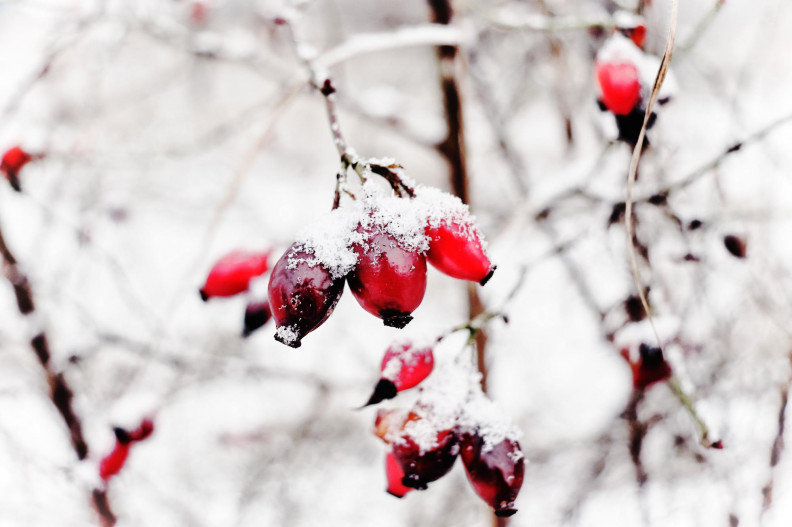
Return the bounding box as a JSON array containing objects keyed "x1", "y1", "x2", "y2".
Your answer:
[{"x1": 0, "y1": 214, "x2": 116, "y2": 525}]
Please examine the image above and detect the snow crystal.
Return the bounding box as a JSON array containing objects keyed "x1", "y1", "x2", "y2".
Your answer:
[
  {"x1": 397, "y1": 361, "x2": 521, "y2": 454},
  {"x1": 276, "y1": 325, "x2": 300, "y2": 345},
  {"x1": 287, "y1": 166, "x2": 488, "y2": 278},
  {"x1": 381, "y1": 357, "x2": 402, "y2": 381}
]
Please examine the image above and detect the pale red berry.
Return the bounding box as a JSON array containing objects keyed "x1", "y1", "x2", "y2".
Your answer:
[
  {"x1": 596, "y1": 61, "x2": 641, "y2": 116},
  {"x1": 425, "y1": 219, "x2": 495, "y2": 286},
  {"x1": 200, "y1": 250, "x2": 271, "y2": 301}
]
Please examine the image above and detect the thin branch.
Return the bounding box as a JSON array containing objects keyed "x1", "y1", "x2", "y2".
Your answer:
[{"x1": 0, "y1": 213, "x2": 115, "y2": 525}]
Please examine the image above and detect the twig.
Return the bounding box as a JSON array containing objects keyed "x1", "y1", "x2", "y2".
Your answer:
[
  {"x1": 0, "y1": 213, "x2": 115, "y2": 525},
  {"x1": 314, "y1": 24, "x2": 470, "y2": 70}
]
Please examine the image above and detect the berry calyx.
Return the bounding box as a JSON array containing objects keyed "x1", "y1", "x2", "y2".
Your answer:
[
  {"x1": 425, "y1": 219, "x2": 495, "y2": 286},
  {"x1": 347, "y1": 226, "x2": 427, "y2": 328},
  {"x1": 596, "y1": 61, "x2": 641, "y2": 116},
  {"x1": 1, "y1": 146, "x2": 33, "y2": 192},
  {"x1": 199, "y1": 250, "x2": 271, "y2": 301},
  {"x1": 385, "y1": 452, "x2": 413, "y2": 498},
  {"x1": 243, "y1": 300, "x2": 272, "y2": 337},
  {"x1": 460, "y1": 433, "x2": 525, "y2": 517},
  {"x1": 363, "y1": 342, "x2": 434, "y2": 407},
  {"x1": 268, "y1": 243, "x2": 345, "y2": 348},
  {"x1": 392, "y1": 427, "x2": 459, "y2": 490}
]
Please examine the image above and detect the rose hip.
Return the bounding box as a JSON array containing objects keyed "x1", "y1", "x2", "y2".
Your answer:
[
  {"x1": 596, "y1": 61, "x2": 641, "y2": 116},
  {"x1": 460, "y1": 433, "x2": 525, "y2": 517},
  {"x1": 426, "y1": 219, "x2": 495, "y2": 286},
  {"x1": 243, "y1": 300, "x2": 272, "y2": 337},
  {"x1": 392, "y1": 428, "x2": 459, "y2": 490},
  {"x1": 268, "y1": 243, "x2": 344, "y2": 348},
  {"x1": 347, "y1": 227, "x2": 427, "y2": 328},
  {"x1": 385, "y1": 451, "x2": 413, "y2": 498},
  {"x1": 363, "y1": 342, "x2": 434, "y2": 407},
  {"x1": 199, "y1": 250, "x2": 271, "y2": 301}
]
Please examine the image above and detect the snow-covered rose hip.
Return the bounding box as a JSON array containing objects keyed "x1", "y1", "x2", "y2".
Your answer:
[
  {"x1": 393, "y1": 427, "x2": 459, "y2": 490},
  {"x1": 363, "y1": 341, "x2": 434, "y2": 406},
  {"x1": 385, "y1": 451, "x2": 413, "y2": 498},
  {"x1": 347, "y1": 225, "x2": 427, "y2": 328},
  {"x1": 199, "y1": 250, "x2": 271, "y2": 301},
  {"x1": 425, "y1": 218, "x2": 495, "y2": 286},
  {"x1": 268, "y1": 243, "x2": 344, "y2": 348},
  {"x1": 460, "y1": 432, "x2": 525, "y2": 517}
]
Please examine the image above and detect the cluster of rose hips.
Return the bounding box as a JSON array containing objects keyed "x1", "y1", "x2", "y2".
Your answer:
[
  {"x1": 199, "y1": 249, "x2": 275, "y2": 337},
  {"x1": 268, "y1": 177, "x2": 495, "y2": 348},
  {"x1": 99, "y1": 418, "x2": 155, "y2": 483},
  {"x1": 367, "y1": 340, "x2": 525, "y2": 517}
]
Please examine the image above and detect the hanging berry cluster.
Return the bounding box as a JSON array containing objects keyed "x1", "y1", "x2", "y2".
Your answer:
[
  {"x1": 268, "y1": 162, "x2": 495, "y2": 348},
  {"x1": 368, "y1": 340, "x2": 525, "y2": 517}
]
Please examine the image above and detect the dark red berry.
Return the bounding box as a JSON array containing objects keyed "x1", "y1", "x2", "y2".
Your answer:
[
  {"x1": 200, "y1": 250, "x2": 271, "y2": 301},
  {"x1": 99, "y1": 441, "x2": 130, "y2": 481},
  {"x1": 385, "y1": 451, "x2": 413, "y2": 498},
  {"x1": 128, "y1": 418, "x2": 155, "y2": 442},
  {"x1": 631, "y1": 343, "x2": 672, "y2": 390},
  {"x1": 268, "y1": 243, "x2": 344, "y2": 348},
  {"x1": 596, "y1": 61, "x2": 641, "y2": 116},
  {"x1": 426, "y1": 219, "x2": 495, "y2": 286},
  {"x1": 243, "y1": 300, "x2": 272, "y2": 337},
  {"x1": 1, "y1": 146, "x2": 32, "y2": 192},
  {"x1": 724, "y1": 235, "x2": 746, "y2": 259},
  {"x1": 460, "y1": 433, "x2": 525, "y2": 517},
  {"x1": 347, "y1": 227, "x2": 427, "y2": 328},
  {"x1": 392, "y1": 428, "x2": 459, "y2": 490},
  {"x1": 363, "y1": 342, "x2": 435, "y2": 407}
]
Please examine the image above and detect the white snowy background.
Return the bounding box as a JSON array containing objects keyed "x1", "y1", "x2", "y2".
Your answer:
[{"x1": 1, "y1": 0, "x2": 792, "y2": 526}]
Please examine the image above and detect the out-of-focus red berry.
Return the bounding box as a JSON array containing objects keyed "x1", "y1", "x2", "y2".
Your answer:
[
  {"x1": 1, "y1": 146, "x2": 33, "y2": 192},
  {"x1": 199, "y1": 250, "x2": 271, "y2": 301},
  {"x1": 243, "y1": 300, "x2": 272, "y2": 337},
  {"x1": 128, "y1": 419, "x2": 155, "y2": 442},
  {"x1": 596, "y1": 61, "x2": 641, "y2": 116},
  {"x1": 99, "y1": 441, "x2": 130, "y2": 482},
  {"x1": 385, "y1": 451, "x2": 413, "y2": 498}
]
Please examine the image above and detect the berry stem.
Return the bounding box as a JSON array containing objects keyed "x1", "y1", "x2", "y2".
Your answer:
[{"x1": 667, "y1": 376, "x2": 716, "y2": 448}]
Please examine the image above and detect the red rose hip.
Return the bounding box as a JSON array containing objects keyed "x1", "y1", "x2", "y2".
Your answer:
[
  {"x1": 363, "y1": 342, "x2": 434, "y2": 407},
  {"x1": 596, "y1": 61, "x2": 641, "y2": 116},
  {"x1": 268, "y1": 243, "x2": 344, "y2": 348},
  {"x1": 392, "y1": 428, "x2": 459, "y2": 490},
  {"x1": 385, "y1": 451, "x2": 413, "y2": 498},
  {"x1": 347, "y1": 227, "x2": 427, "y2": 328},
  {"x1": 426, "y1": 219, "x2": 495, "y2": 286},
  {"x1": 460, "y1": 433, "x2": 525, "y2": 517},
  {"x1": 1, "y1": 146, "x2": 33, "y2": 192},
  {"x1": 200, "y1": 250, "x2": 271, "y2": 301}
]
